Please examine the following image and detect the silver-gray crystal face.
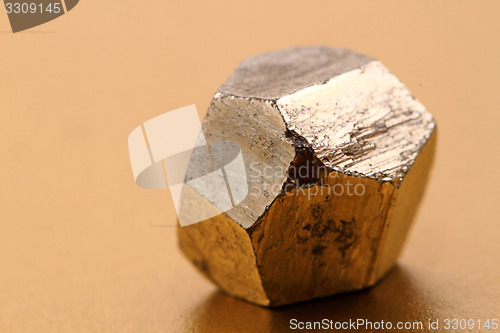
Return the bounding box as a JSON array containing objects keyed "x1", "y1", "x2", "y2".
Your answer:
[
  {"x1": 199, "y1": 46, "x2": 435, "y2": 228},
  {"x1": 276, "y1": 60, "x2": 435, "y2": 181},
  {"x1": 218, "y1": 46, "x2": 373, "y2": 100}
]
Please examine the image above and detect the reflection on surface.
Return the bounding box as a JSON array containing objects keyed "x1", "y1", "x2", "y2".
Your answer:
[{"x1": 186, "y1": 265, "x2": 443, "y2": 333}]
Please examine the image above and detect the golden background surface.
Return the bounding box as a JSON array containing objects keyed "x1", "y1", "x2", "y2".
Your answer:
[{"x1": 1, "y1": 1, "x2": 499, "y2": 332}]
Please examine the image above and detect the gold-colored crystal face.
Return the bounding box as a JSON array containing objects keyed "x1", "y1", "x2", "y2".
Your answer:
[{"x1": 178, "y1": 46, "x2": 436, "y2": 307}]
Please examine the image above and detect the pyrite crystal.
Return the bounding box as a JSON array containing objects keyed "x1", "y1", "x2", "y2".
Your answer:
[{"x1": 178, "y1": 46, "x2": 436, "y2": 306}]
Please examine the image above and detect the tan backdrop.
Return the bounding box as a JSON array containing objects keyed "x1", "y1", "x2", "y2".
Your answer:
[{"x1": 1, "y1": 1, "x2": 499, "y2": 332}]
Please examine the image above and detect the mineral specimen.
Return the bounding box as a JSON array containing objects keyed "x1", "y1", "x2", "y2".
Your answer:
[{"x1": 178, "y1": 46, "x2": 436, "y2": 306}]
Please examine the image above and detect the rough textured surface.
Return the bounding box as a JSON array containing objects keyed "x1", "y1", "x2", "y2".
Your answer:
[
  {"x1": 178, "y1": 46, "x2": 436, "y2": 306},
  {"x1": 218, "y1": 46, "x2": 373, "y2": 100},
  {"x1": 277, "y1": 60, "x2": 435, "y2": 182},
  {"x1": 200, "y1": 97, "x2": 295, "y2": 229}
]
